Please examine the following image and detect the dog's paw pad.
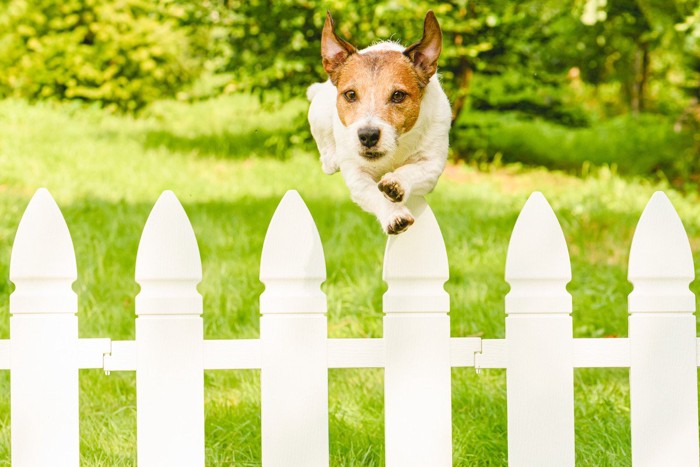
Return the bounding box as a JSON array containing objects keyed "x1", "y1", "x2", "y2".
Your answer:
[
  {"x1": 378, "y1": 177, "x2": 405, "y2": 203},
  {"x1": 386, "y1": 214, "x2": 414, "y2": 235}
]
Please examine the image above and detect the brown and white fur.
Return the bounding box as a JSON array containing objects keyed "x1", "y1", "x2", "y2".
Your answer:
[{"x1": 307, "y1": 11, "x2": 451, "y2": 234}]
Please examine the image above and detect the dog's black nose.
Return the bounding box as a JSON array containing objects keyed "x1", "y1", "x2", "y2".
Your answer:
[{"x1": 358, "y1": 127, "x2": 380, "y2": 148}]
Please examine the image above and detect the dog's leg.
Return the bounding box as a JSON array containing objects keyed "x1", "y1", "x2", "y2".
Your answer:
[
  {"x1": 341, "y1": 167, "x2": 415, "y2": 234},
  {"x1": 320, "y1": 147, "x2": 339, "y2": 175},
  {"x1": 308, "y1": 80, "x2": 340, "y2": 175},
  {"x1": 310, "y1": 115, "x2": 339, "y2": 175},
  {"x1": 378, "y1": 157, "x2": 446, "y2": 203}
]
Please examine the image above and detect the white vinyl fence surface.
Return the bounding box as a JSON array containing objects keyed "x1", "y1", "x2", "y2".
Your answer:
[{"x1": 2, "y1": 187, "x2": 699, "y2": 466}]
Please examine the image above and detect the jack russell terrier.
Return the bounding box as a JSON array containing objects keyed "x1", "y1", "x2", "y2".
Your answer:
[{"x1": 307, "y1": 11, "x2": 451, "y2": 234}]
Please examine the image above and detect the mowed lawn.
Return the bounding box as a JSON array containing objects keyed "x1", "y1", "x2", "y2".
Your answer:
[{"x1": 1, "y1": 95, "x2": 699, "y2": 465}]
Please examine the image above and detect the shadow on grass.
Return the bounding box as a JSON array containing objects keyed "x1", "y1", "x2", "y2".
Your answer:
[
  {"x1": 142, "y1": 128, "x2": 292, "y2": 159},
  {"x1": 141, "y1": 117, "x2": 314, "y2": 160}
]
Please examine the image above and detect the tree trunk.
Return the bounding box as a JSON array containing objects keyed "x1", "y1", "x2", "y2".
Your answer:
[
  {"x1": 631, "y1": 43, "x2": 650, "y2": 114},
  {"x1": 451, "y1": 63, "x2": 473, "y2": 124}
]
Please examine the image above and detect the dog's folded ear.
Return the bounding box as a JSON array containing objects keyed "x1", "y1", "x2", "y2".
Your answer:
[
  {"x1": 404, "y1": 11, "x2": 442, "y2": 84},
  {"x1": 321, "y1": 12, "x2": 357, "y2": 84}
]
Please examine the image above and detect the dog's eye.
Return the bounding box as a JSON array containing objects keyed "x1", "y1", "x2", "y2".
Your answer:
[
  {"x1": 391, "y1": 91, "x2": 407, "y2": 103},
  {"x1": 343, "y1": 90, "x2": 357, "y2": 102}
]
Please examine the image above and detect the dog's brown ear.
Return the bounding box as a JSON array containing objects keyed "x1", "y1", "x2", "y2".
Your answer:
[
  {"x1": 321, "y1": 12, "x2": 357, "y2": 84},
  {"x1": 404, "y1": 11, "x2": 442, "y2": 83}
]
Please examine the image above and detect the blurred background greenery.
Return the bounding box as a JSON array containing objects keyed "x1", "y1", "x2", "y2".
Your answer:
[
  {"x1": 0, "y1": 0, "x2": 699, "y2": 184},
  {"x1": 1, "y1": 0, "x2": 700, "y2": 464}
]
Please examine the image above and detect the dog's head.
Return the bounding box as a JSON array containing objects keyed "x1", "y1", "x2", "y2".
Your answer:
[{"x1": 321, "y1": 11, "x2": 442, "y2": 160}]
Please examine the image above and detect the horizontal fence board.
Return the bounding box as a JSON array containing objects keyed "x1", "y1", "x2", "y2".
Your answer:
[
  {"x1": 328, "y1": 338, "x2": 384, "y2": 368},
  {"x1": 0, "y1": 340, "x2": 8, "y2": 369},
  {"x1": 78, "y1": 338, "x2": 111, "y2": 369},
  {"x1": 51, "y1": 336, "x2": 700, "y2": 373},
  {"x1": 449, "y1": 337, "x2": 481, "y2": 367},
  {"x1": 475, "y1": 339, "x2": 507, "y2": 369},
  {"x1": 573, "y1": 338, "x2": 629, "y2": 368},
  {"x1": 204, "y1": 339, "x2": 261, "y2": 370},
  {"x1": 104, "y1": 340, "x2": 137, "y2": 372},
  {"x1": 474, "y1": 337, "x2": 636, "y2": 369}
]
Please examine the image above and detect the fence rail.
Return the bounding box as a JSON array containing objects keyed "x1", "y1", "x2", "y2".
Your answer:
[{"x1": 1, "y1": 187, "x2": 698, "y2": 466}]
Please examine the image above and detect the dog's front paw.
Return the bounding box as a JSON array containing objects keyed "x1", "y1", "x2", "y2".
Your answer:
[
  {"x1": 321, "y1": 158, "x2": 339, "y2": 175},
  {"x1": 384, "y1": 212, "x2": 415, "y2": 235},
  {"x1": 378, "y1": 174, "x2": 407, "y2": 203},
  {"x1": 320, "y1": 149, "x2": 339, "y2": 175}
]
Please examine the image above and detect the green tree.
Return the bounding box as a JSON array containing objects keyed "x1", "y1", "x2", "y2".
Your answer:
[
  {"x1": 218, "y1": 1, "x2": 572, "y2": 122},
  {"x1": 215, "y1": 0, "x2": 699, "y2": 123},
  {"x1": 0, "y1": 0, "x2": 204, "y2": 112}
]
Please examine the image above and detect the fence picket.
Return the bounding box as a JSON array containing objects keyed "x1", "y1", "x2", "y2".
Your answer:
[
  {"x1": 135, "y1": 190, "x2": 204, "y2": 466},
  {"x1": 628, "y1": 192, "x2": 699, "y2": 466},
  {"x1": 383, "y1": 197, "x2": 451, "y2": 467},
  {"x1": 259, "y1": 190, "x2": 328, "y2": 466},
  {"x1": 9, "y1": 188, "x2": 79, "y2": 466},
  {"x1": 505, "y1": 192, "x2": 574, "y2": 466}
]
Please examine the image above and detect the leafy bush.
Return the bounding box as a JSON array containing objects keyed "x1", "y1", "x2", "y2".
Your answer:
[
  {"x1": 0, "y1": 0, "x2": 202, "y2": 112},
  {"x1": 470, "y1": 71, "x2": 590, "y2": 127},
  {"x1": 451, "y1": 111, "x2": 696, "y2": 183}
]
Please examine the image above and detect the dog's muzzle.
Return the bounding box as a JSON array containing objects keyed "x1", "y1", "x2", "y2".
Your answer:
[
  {"x1": 358, "y1": 127, "x2": 385, "y2": 159},
  {"x1": 358, "y1": 127, "x2": 380, "y2": 148}
]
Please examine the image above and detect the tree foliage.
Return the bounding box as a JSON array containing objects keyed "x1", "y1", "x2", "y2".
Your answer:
[
  {"x1": 217, "y1": 0, "x2": 699, "y2": 122},
  {"x1": 0, "y1": 0, "x2": 697, "y2": 122},
  {"x1": 0, "y1": 0, "x2": 205, "y2": 111}
]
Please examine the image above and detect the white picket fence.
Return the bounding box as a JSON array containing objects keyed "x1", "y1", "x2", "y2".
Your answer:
[{"x1": 1, "y1": 187, "x2": 699, "y2": 466}]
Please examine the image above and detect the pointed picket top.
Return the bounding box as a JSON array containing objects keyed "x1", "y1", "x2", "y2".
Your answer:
[
  {"x1": 135, "y1": 191, "x2": 202, "y2": 315},
  {"x1": 383, "y1": 197, "x2": 449, "y2": 313},
  {"x1": 628, "y1": 191, "x2": 694, "y2": 313},
  {"x1": 10, "y1": 188, "x2": 78, "y2": 314},
  {"x1": 505, "y1": 192, "x2": 572, "y2": 314},
  {"x1": 259, "y1": 190, "x2": 326, "y2": 314}
]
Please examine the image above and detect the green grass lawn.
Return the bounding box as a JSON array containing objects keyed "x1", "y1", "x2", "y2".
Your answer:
[{"x1": 1, "y1": 95, "x2": 699, "y2": 465}]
